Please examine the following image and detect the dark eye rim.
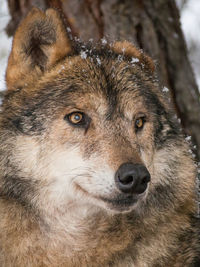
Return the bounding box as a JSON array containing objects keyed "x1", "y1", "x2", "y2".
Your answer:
[
  {"x1": 64, "y1": 111, "x2": 91, "y2": 128},
  {"x1": 134, "y1": 116, "x2": 146, "y2": 132}
]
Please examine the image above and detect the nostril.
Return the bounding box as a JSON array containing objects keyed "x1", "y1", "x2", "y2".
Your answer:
[
  {"x1": 141, "y1": 175, "x2": 150, "y2": 185},
  {"x1": 119, "y1": 175, "x2": 133, "y2": 185},
  {"x1": 141, "y1": 178, "x2": 146, "y2": 184}
]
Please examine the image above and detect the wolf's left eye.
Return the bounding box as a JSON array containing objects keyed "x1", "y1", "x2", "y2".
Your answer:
[
  {"x1": 65, "y1": 112, "x2": 89, "y2": 128},
  {"x1": 135, "y1": 117, "x2": 146, "y2": 131}
]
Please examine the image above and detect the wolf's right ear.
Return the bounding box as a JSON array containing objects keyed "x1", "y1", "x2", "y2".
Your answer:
[{"x1": 6, "y1": 8, "x2": 72, "y2": 90}]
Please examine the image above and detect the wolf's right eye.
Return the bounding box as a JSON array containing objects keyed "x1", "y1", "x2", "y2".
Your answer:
[
  {"x1": 68, "y1": 112, "x2": 83, "y2": 124},
  {"x1": 64, "y1": 112, "x2": 90, "y2": 128},
  {"x1": 135, "y1": 116, "x2": 146, "y2": 131}
]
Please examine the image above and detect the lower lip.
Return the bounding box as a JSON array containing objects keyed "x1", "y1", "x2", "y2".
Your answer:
[{"x1": 100, "y1": 194, "x2": 142, "y2": 211}]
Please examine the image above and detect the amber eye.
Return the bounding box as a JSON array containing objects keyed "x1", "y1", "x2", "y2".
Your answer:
[
  {"x1": 68, "y1": 112, "x2": 83, "y2": 124},
  {"x1": 65, "y1": 111, "x2": 90, "y2": 128},
  {"x1": 135, "y1": 117, "x2": 145, "y2": 131}
]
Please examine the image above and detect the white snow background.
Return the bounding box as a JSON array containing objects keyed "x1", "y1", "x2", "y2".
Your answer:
[
  {"x1": 0, "y1": 0, "x2": 200, "y2": 92},
  {"x1": 0, "y1": 0, "x2": 12, "y2": 93}
]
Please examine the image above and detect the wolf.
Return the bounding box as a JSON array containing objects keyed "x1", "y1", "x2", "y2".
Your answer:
[{"x1": 0, "y1": 7, "x2": 199, "y2": 267}]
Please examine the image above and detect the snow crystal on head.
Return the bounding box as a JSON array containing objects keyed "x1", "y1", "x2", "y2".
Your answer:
[
  {"x1": 185, "y1": 136, "x2": 192, "y2": 142},
  {"x1": 131, "y1": 57, "x2": 139, "y2": 64},
  {"x1": 122, "y1": 48, "x2": 126, "y2": 53},
  {"x1": 162, "y1": 86, "x2": 169, "y2": 93},
  {"x1": 117, "y1": 55, "x2": 123, "y2": 62},
  {"x1": 80, "y1": 51, "x2": 87, "y2": 59},
  {"x1": 101, "y1": 37, "x2": 107, "y2": 45},
  {"x1": 96, "y1": 57, "x2": 101, "y2": 65}
]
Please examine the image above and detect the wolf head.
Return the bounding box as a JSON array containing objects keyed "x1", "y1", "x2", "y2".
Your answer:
[{"x1": 0, "y1": 8, "x2": 196, "y2": 216}]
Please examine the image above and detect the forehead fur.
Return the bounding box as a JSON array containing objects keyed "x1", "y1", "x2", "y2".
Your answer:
[
  {"x1": 2, "y1": 43, "x2": 168, "y2": 132},
  {"x1": 3, "y1": 49, "x2": 159, "y2": 117}
]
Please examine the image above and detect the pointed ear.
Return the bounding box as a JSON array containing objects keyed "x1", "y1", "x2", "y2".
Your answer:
[
  {"x1": 6, "y1": 8, "x2": 72, "y2": 90},
  {"x1": 112, "y1": 41, "x2": 155, "y2": 73}
]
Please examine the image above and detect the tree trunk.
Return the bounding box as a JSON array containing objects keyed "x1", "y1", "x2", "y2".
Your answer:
[{"x1": 5, "y1": 0, "x2": 200, "y2": 159}]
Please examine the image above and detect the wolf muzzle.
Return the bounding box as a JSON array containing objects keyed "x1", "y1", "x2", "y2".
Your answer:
[{"x1": 115, "y1": 163, "x2": 150, "y2": 194}]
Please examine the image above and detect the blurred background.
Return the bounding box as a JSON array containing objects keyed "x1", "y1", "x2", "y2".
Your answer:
[
  {"x1": 0, "y1": 0, "x2": 12, "y2": 93},
  {"x1": 176, "y1": 0, "x2": 200, "y2": 91}
]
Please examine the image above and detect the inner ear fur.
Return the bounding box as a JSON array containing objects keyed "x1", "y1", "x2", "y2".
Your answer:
[
  {"x1": 112, "y1": 41, "x2": 155, "y2": 73},
  {"x1": 6, "y1": 7, "x2": 72, "y2": 90}
]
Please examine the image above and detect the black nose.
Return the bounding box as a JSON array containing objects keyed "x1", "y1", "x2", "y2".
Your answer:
[{"x1": 115, "y1": 163, "x2": 150, "y2": 194}]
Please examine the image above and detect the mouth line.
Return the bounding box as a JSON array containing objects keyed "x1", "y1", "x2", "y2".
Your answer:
[
  {"x1": 100, "y1": 195, "x2": 139, "y2": 207},
  {"x1": 75, "y1": 183, "x2": 145, "y2": 211}
]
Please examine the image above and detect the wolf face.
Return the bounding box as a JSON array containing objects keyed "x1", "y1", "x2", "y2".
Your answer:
[{"x1": 0, "y1": 8, "x2": 195, "y2": 217}]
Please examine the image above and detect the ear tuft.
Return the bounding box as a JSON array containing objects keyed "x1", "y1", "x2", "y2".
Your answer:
[
  {"x1": 6, "y1": 8, "x2": 72, "y2": 90},
  {"x1": 112, "y1": 41, "x2": 155, "y2": 73}
]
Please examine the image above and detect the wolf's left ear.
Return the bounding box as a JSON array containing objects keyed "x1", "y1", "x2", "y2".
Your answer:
[
  {"x1": 112, "y1": 41, "x2": 155, "y2": 73},
  {"x1": 6, "y1": 8, "x2": 72, "y2": 90}
]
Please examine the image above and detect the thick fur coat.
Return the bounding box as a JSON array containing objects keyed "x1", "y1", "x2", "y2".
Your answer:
[{"x1": 0, "y1": 8, "x2": 199, "y2": 267}]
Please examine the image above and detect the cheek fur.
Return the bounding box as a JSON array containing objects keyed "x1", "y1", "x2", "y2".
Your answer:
[
  {"x1": 14, "y1": 135, "x2": 117, "y2": 206},
  {"x1": 38, "y1": 146, "x2": 90, "y2": 202},
  {"x1": 76, "y1": 164, "x2": 116, "y2": 197}
]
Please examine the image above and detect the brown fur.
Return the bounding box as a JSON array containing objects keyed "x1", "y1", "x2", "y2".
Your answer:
[{"x1": 0, "y1": 8, "x2": 199, "y2": 267}]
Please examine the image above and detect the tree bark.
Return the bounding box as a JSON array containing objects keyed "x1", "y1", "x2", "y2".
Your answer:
[{"x1": 5, "y1": 0, "x2": 200, "y2": 159}]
